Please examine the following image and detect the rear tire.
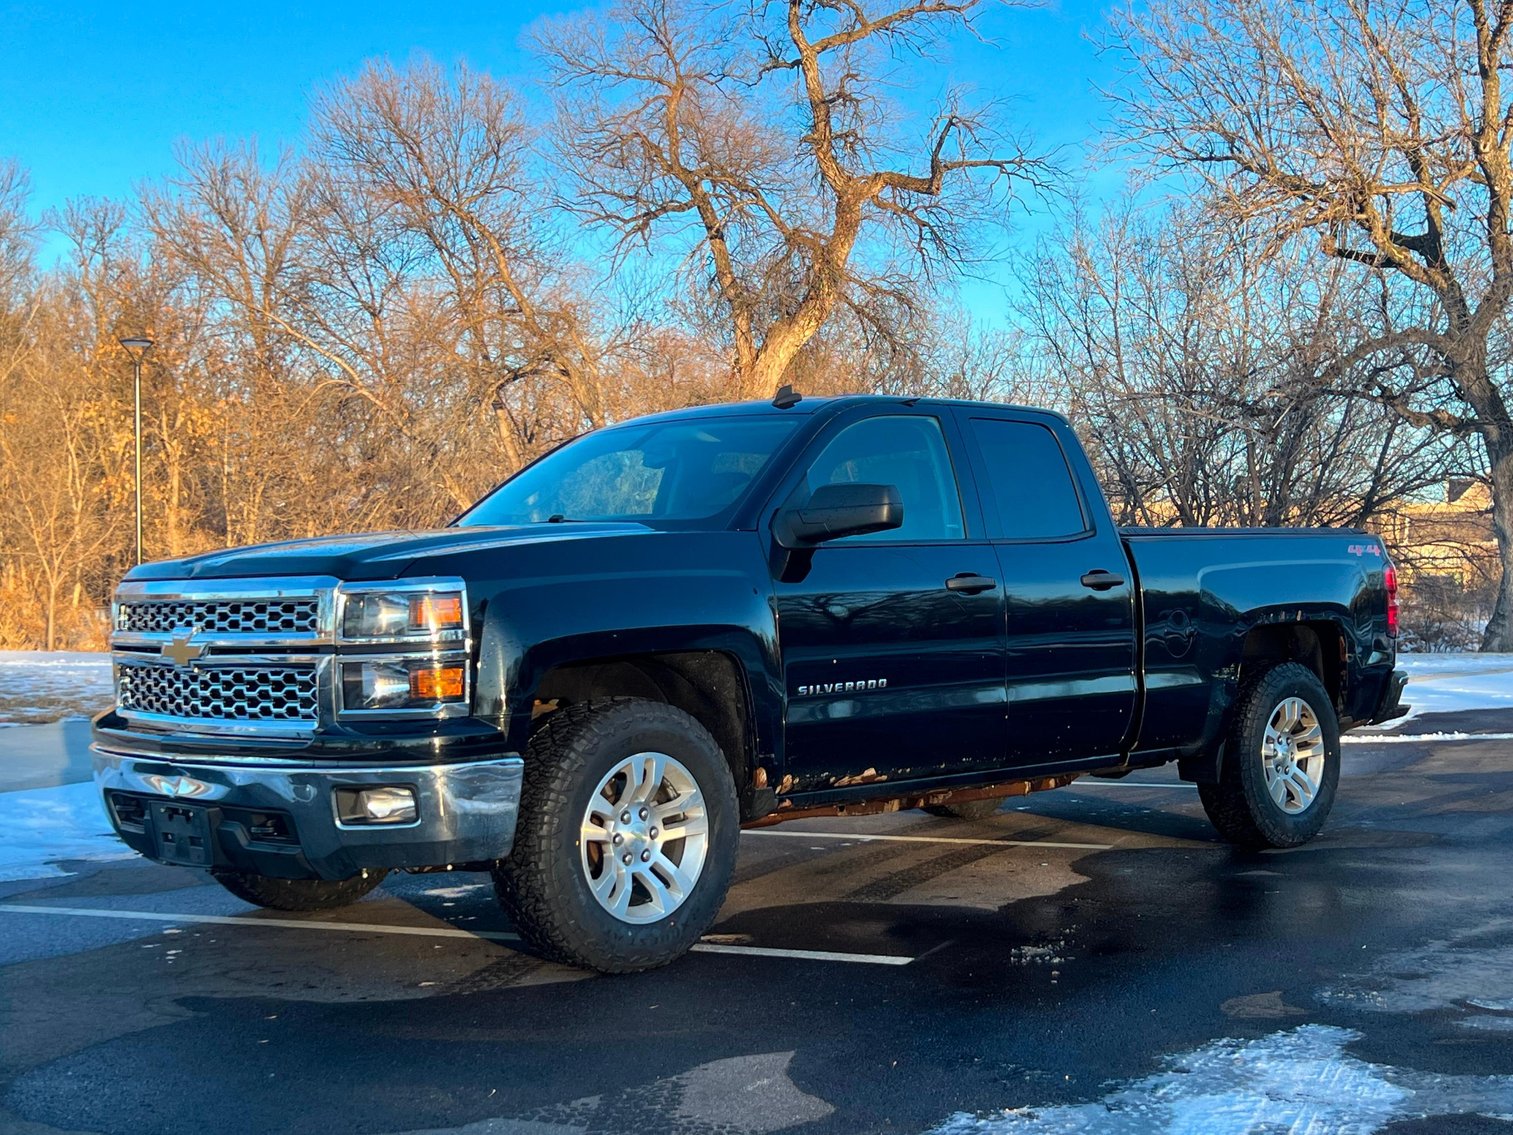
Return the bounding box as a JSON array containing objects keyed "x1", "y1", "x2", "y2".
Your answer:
[
  {"x1": 495, "y1": 698, "x2": 739, "y2": 973},
  {"x1": 213, "y1": 868, "x2": 387, "y2": 911},
  {"x1": 923, "y1": 798, "x2": 1003, "y2": 821},
  {"x1": 1199, "y1": 661, "x2": 1340, "y2": 849}
]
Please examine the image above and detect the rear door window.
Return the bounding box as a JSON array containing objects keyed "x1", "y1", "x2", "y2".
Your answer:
[{"x1": 969, "y1": 418, "x2": 1088, "y2": 540}]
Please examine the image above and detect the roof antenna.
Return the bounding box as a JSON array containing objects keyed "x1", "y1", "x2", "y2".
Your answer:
[{"x1": 771, "y1": 383, "x2": 802, "y2": 409}]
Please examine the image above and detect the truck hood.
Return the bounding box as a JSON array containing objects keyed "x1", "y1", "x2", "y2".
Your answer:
[{"x1": 125, "y1": 523, "x2": 654, "y2": 582}]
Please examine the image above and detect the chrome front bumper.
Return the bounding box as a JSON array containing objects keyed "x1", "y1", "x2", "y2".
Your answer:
[{"x1": 92, "y1": 746, "x2": 524, "y2": 880}]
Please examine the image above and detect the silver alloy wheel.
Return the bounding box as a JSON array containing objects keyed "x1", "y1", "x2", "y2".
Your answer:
[
  {"x1": 1261, "y1": 696, "x2": 1326, "y2": 814},
  {"x1": 579, "y1": 751, "x2": 711, "y2": 924}
]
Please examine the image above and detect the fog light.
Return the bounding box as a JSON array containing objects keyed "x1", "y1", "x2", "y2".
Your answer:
[{"x1": 336, "y1": 786, "x2": 418, "y2": 825}]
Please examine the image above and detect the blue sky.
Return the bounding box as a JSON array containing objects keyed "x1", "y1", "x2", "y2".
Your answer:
[{"x1": 0, "y1": 0, "x2": 1125, "y2": 316}]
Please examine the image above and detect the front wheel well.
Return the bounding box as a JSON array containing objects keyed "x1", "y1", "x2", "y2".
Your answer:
[{"x1": 531, "y1": 651, "x2": 757, "y2": 794}]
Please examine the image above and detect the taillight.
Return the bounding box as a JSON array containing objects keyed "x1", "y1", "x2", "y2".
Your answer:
[{"x1": 1384, "y1": 563, "x2": 1400, "y2": 637}]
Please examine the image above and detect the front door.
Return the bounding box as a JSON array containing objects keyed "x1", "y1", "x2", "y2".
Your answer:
[{"x1": 772, "y1": 411, "x2": 1008, "y2": 793}]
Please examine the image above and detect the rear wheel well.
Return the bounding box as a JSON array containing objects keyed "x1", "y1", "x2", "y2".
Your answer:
[
  {"x1": 533, "y1": 652, "x2": 756, "y2": 794},
  {"x1": 1239, "y1": 622, "x2": 1343, "y2": 708},
  {"x1": 1181, "y1": 621, "x2": 1344, "y2": 785}
]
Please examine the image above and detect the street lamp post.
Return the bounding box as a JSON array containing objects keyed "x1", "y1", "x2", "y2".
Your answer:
[{"x1": 119, "y1": 336, "x2": 154, "y2": 564}]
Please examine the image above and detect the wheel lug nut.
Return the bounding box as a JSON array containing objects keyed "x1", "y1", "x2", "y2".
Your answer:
[
  {"x1": 612, "y1": 834, "x2": 624, "y2": 845},
  {"x1": 639, "y1": 807, "x2": 648, "y2": 820},
  {"x1": 649, "y1": 826, "x2": 659, "y2": 838},
  {"x1": 621, "y1": 811, "x2": 631, "y2": 823},
  {"x1": 622, "y1": 853, "x2": 632, "y2": 864},
  {"x1": 640, "y1": 850, "x2": 651, "y2": 862}
]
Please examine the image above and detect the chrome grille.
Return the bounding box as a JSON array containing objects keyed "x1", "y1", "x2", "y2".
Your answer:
[
  {"x1": 117, "y1": 661, "x2": 319, "y2": 723},
  {"x1": 117, "y1": 598, "x2": 320, "y2": 636}
]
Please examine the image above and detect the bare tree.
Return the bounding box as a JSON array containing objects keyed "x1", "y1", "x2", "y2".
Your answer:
[
  {"x1": 1020, "y1": 197, "x2": 1460, "y2": 528},
  {"x1": 540, "y1": 0, "x2": 1054, "y2": 397},
  {"x1": 310, "y1": 59, "x2": 628, "y2": 464},
  {"x1": 1113, "y1": 0, "x2": 1513, "y2": 645},
  {"x1": 0, "y1": 161, "x2": 36, "y2": 310},
  {"x1": 0, "y1": 208, "x2": 138, "y2": 649}
]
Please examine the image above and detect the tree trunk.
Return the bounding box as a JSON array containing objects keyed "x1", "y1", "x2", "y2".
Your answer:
[
  {"x1": 44, "y1": 573, "x2": 58, "y2": 652},
  {"x1": 1479, "y1": 436, "x2": 1513, "y2": 651}
]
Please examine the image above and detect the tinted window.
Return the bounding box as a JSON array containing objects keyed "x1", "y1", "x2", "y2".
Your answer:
[
  {"x1": 970, "y1": 418, "x2": 1087, "y2": 539},
  {"x1": 800, "y1": 416, "x2": 964, "y2": 542},
  {"x1": 458, "y1": 417, "x2": 798, "y2": 528}
]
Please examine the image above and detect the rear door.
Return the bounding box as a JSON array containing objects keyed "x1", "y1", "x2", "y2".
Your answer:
[
  {"x1": 770, "y1": 408, "x2": 1009, "y2": 792},
  {"x1": 956, "y1": 410, "x2": 1138, "y2": 766}
]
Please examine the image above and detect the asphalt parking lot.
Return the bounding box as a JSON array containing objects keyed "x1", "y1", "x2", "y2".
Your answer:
[{"x1": 2, "y1": 713, "x2": 1512, "y2": 1135}]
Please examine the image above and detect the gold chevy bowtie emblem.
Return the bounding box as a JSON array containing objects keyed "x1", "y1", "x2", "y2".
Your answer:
[{"x1": 163, "y1": 627, "x2": 205, "y2": 667}]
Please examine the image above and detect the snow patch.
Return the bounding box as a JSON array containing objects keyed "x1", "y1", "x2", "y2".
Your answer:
[
  {"x1": 1458, "y1": 1017, "x2": 1513, "y2": 1033},
  {"x1": 1321, "y1": 922, "x2": 1513, "y2": 1032},
  {"x1": 1341, "y1": 731, "x2": 1513, "y2": 744},
  {"x1": 0, "y1": 780, "x2": 137, "y2": 881},
  {"x1": 1383, "y1": 654, "x2": 1513, "y2": 722},
  {"x1": 929, "y1": 1025, "x2": 1513, "y2": 1135},
  {"x1": 1008, "y1": 942, "x2": 1068, "y2": 966},
  {"x1": 0, "y1": 650, "x2": 113, "y2": 725}
]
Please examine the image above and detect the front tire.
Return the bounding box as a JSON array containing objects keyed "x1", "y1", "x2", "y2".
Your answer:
[
  {"x1": 1199, "y1": 661, "x2": 1341, "y2": 849},
  {"x1": 495, "y1": 698, "x2": 739, "y2": 973},
  {"x1": 212, "y1": 868, "x2": 387, "y2": 911}
]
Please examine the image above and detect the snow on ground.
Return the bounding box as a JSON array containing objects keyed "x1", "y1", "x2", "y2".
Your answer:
[
  {"x1": 0, "y1": 651, "x2": 112, "y2": 726},
  {"x1": 931, "y1": 1025, "x2": 1513, "y2": 1134},
  {"x1": 0, "y1": 779, "x2": 138, "y2": 881},
  {"x1": 1372, "y1": 653, "x2": 1513, "y2": 723},
  {"x1": 1322, "y1": 920, "x2": 1513, "y2": 1034}
]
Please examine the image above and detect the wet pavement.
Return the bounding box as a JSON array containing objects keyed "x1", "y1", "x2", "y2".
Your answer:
[{"x1": 1, "y1": 713, "x2": 1511, "y2": 1134}]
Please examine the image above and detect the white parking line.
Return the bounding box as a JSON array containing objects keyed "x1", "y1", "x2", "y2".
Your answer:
[
  {"x1": 689, "y1": 942, "x2": 909, "y2": 965},
  {"x1": 743, "y1": 829, "x2": 1114, "y2": 850},
  {"x1": 0, "y1": 903, "x2": 913, "y2": 967}
]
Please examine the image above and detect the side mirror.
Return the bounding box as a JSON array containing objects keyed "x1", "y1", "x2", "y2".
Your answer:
[{"x1": 774, "y1": 483, "x2": 903, "y2": 547}]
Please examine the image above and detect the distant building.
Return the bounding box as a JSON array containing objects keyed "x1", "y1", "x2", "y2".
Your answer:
[{"x1": 1380, "y1": 479, "x2": 1498, "y2": 590}]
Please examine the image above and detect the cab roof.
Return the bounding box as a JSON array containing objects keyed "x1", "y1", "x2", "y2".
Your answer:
[{"x1": 618, "y1": 393, "x2": 1069, "y2": 429}]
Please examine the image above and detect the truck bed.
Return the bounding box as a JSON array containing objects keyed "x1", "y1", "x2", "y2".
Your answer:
[{"x1": 1120, "y1": 526, "x2": 1395, "y2": 756}]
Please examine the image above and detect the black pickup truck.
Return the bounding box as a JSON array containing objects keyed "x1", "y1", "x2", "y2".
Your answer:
[{"x1": 93, "y1": 394, "x2": 1408, "y2": 971}]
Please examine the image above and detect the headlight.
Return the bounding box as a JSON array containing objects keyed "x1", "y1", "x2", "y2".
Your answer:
[
  {"x1": 342, "y1": 659, "x2": 468, "y2": 711},
  {"x1": 338, "y1": 581, "x2": 467, "y2": 642}
]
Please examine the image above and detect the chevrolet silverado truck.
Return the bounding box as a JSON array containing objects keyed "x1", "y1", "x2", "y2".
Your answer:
[{"x1": 92, "y1": 393, "x2": 1409, "y2": 972}]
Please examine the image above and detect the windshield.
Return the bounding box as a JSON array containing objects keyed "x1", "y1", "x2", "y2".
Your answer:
[{"x1": 456, "y1": 415, "x2": 801, "y2": 528}]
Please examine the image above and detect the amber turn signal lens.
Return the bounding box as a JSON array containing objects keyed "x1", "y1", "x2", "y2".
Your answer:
[
  {"x1": 410, "y1": 665, "x2": 465, "y2": 701},
  {"x1": 409, "y1": 594, "x2": 464, "y2": 631}
]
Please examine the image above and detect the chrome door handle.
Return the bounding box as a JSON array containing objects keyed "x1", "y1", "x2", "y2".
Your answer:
[{"x1": 946, "y1": 573, "x2": 998, "y2": 594}]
